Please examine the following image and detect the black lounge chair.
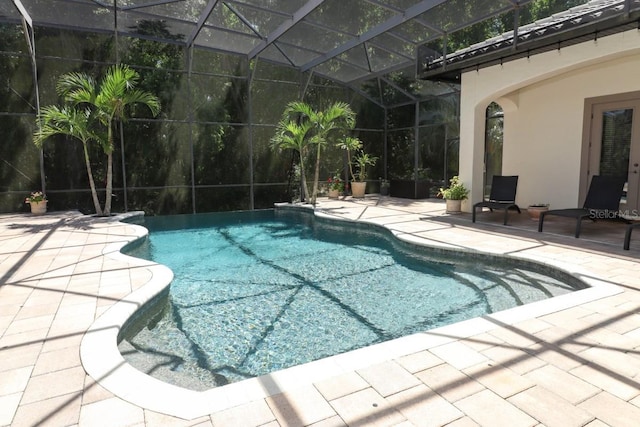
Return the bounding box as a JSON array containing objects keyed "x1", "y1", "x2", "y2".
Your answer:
[
  {"x1": 538, "y1": 175, "x2": 626, "y2": 238},
  {"x1": 624, "y1": 222, "x2": 640, "y2": 250},
  {"x1": 472, "y1": 175, "x2": 521, "y2": 225}
]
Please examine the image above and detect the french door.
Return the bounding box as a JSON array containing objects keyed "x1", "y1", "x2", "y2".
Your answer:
[{"x1": 589, "y1": 99, "x2": 640, "y2": 216}]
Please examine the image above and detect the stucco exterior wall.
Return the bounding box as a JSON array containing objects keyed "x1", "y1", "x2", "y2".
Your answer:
[{"x1": 458, "y1": 28, "x2": 640, "y2": 211}]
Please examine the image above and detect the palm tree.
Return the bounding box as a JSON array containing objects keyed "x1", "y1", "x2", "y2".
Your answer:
[
  {"x1": 311, "y1": 102, "x2": 356, "y2": 204},
  {"x1": 34, "y1": 105, "x2": 104, "y2": 214},
  {"x1": 280, "y1": 101, "x2": 356, "y2": 204},
  {"x1": 270, "y1": 118, "x2": 314, "y2": 202},
  {"x1": 57, "y1": 65, "x2": 160, "y2": 215}
]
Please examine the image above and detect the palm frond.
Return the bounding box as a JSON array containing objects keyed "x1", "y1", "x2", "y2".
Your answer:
[
  {"x1": 56, "y1": 72, "x2": 96, "y2": 104},
  {"x1": 34, "y1": 105, "x2": 98, "y2": 147},
  {"x1": 323, "y1": 101, "x2": 356, "y2": 129},
  {"x1": 95, "y1": 66, "x2": 161, "y2": 121}
]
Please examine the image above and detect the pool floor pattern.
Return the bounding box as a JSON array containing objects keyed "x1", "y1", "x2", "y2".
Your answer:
[
  {"x1": 1, "y1": 198, "x2": 640, "y2": 426},
  {"x1": 121, "y1": 214, "x2": 581, "y2": 390}
]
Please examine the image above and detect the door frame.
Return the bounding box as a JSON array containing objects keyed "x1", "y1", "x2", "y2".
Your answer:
[{"x1": 581, "y1": 90, "x2": 640, "y2": 209}]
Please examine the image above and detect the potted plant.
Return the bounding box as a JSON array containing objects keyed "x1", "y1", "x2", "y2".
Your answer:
[
  {"x1": 527, "y1": 203, "x2": 549, "y2": 220},
  {"x1": 380, "y1": 178, "x2": 390, "y2": 196},
  {"x1": 351, "y1": 151, "x2": 378, "y2": 198},
  {"x1": 439, "y1": 176, "x2": 469, "y2": 214},
  {"x1": 25, "y1": 191, "x2": 47, "y2": 215},
  {"x1": 327, "y1": 174, "x2": 344, "y2": 198}
]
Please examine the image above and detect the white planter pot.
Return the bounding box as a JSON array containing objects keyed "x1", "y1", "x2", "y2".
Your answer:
[
  {"x1": 445, "y1": 199, "x2": 462, "y2": 214},
  {"x1": 351, "y1": 181, "x2": 366, "y2": 198},
  {"x1": 29, "y1": 201, "x2": 47, "y2": 215}
]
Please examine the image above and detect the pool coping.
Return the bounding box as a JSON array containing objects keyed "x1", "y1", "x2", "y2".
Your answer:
[{"x1": 79, "y1": 205, "x2": 623, "y2": 420}]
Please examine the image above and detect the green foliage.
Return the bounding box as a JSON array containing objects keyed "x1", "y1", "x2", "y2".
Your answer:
[
  {"x1": 34, "y1": 106, "x2": 105, "y2": 214},
  {"x1": 271, "y1": 112, "x2": 315, "y2": 202},
  {"x1": 418, "y1": 0, "x2": 591, "y2": 59},
  {"x1": 271, "y1": 101, "x2": 357, "y2": 204},
  {"x1": 34, "y1": 106, "x2": 99, "y2": 147},
  {"x1": 353, "y1": 151, "x2": 378, "y2": 182},
  {"x1": 25, "y1": 191, "x2": 46, "y2": 203},
  {"x1": 0, "y1": 24, "x2": 25, "y2": 52},
  {"x1": 485, "y1": 102, "x2": 504, "y2": 182},
  {"x1": 328, "y1": 174, "x2": 344, "y2": 192},
  {"x1": 1, "y1": 0, "x2": 596, "y2": 215},
  {"x1": 121, "y1": 21, "x2": 183, "y2": 115},
  {"x1": 439, "y1": 176, "x2": 469, "y2": 200},
  {"x1": 38, "y1": 65, "x2": 161, "y2": 215},
  {"x1": 338, "y1": 136, "x2": 362, "y2": 182}
]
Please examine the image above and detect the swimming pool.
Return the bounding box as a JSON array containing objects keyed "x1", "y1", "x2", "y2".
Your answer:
[{"x1": 119, "y1": 208, "x2": 585, "y2": 391}]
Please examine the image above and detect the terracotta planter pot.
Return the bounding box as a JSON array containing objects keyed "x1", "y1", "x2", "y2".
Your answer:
[
  {"x1": 328, "y1": 189, "x2": 340, "y2": 199},
  {"x1": 351, "y1": 181, "x2": 366, "y2": 198},
  {"x1": 445, "y1": 199, "x2": 462, "y2": 214},
  {"x1": 30, "y1": 201, "x2": 47, "y2": 215},
  {"x1": 527, "y1": 205, "x2": 549, "y2": 220}
]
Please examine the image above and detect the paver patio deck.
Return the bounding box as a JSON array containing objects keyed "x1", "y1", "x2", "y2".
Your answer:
[{"x1": 1, "y1": 196, "x2": 640, "y2": 426}]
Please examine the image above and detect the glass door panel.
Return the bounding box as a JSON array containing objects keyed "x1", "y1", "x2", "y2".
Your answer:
[
  {"x1": 590, "y1": 100, "x2": 640, "y2": 215},
  {"x1": 599, "y1": 109, "x2": 631, "y2": 176},
  {"x1": 600, "y1": 109, "x2": 631, "y2": 207}
]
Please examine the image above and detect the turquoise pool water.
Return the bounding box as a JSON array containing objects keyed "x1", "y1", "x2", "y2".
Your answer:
[{"x1": 119, "y1": 209, "x2": 584, "y2": 390}]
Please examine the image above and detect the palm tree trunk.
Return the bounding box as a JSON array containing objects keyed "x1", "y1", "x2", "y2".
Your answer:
[
  {"x1": 104, "y1": 122, "x2": 114, "y2": 216},
  {"x1": 311, "y1": 143, "x2": 321, "y2": 204},
  {"x1": 104, "y1": 152, "x2": 113, "y2": 216},
  {"x1": 299, "y1": 153, "x2": 310, "y2": 202},
  {"x1": 82, "y1": 143, "x2": 103, "y2": 215},
  {"x1": 102, "y1": 123, "x2": 113, "y2": 216}
]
